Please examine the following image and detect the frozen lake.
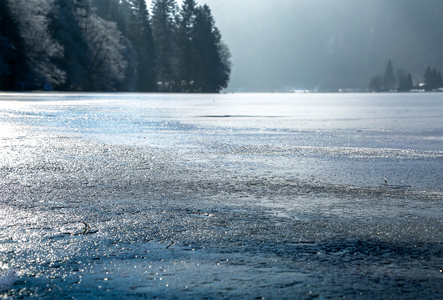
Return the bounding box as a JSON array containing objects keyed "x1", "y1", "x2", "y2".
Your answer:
[{"x1": 0, "y1": 92, "x2": 442, "y2": 298}]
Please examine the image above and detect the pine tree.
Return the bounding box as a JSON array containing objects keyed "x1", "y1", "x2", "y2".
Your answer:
[
  {"x1": 369, "y1": 75, "x2": 382, "y2": 92},
  {"x1": 424, "y1": 66, "x2": 442, "y2": 90},
  {"x1": 151, "y1": 0, "x2": 179, "y2": 91},
  {"x1": 177, "y1": 0, "x2": 197, "y2": 92},
  {"x1": 92, "y1": 0, "x2": 120, "y2": 22},
  {"x1": 116, "y1": 1, "x2": 132, "y2": 36},
  {"x1": 127, "y1": 0, "x2": 156, "y2": 91},
  {"x1": 405, "y1": 73, "x2": 414, "y2": 90},
  {"x1": 431, "y1": 68, "x2": 438, "y2": 89},
  {"x1": 397, "y1": 69, "x2": 414, "y2": 92},
  {"x1": 1, "y1": 0, "x2": 231, "y2": 92},
  {"x1": 192, "y1": 5, "x2": 231, "y2": 93},
  {"x1": 48, "y1": 0, "x2": 91, "y2": 90},
  {"x1": 383, "y1": 59, "x2": 395, "y2": 91},
  {"x1": 424, "y1": 66, "x2": 432, "y2": 90},
  {"x1": 437, "y1": 71, "x2": 443, "y2": 89}
]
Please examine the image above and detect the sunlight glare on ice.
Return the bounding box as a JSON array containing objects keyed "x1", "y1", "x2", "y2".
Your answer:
[
  {"x1": 0, "y1": 264, "x2": 17, "y2": 292},
  {"x1": 0, "y1": 123, "x2": 17, "y2": 139}
]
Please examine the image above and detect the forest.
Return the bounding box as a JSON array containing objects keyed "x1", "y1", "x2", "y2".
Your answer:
[
  {"x1": 0, "y1": 0, "x2": 231, "y2": 93},
  {"x1": 369, "y1": 60, "x2": 443, "y2": 92}
]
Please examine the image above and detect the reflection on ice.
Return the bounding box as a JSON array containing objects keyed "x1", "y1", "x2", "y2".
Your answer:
[
  {"x1": 0, "y1": 268, "x2": 17, "y2": 292},
  {"x1": 0, "y1": 93, "x2": 442, "y2": 298},
  {"x1": 0, "y1": 124, "x2": 17, "y2": 139}
]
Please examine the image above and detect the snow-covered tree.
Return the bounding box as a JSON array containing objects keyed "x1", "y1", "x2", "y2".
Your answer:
[
  {"x1": 0, "y1": 0, "x2": 231, "y2": 92},
  {"x1": 86, "y1": 18, "x2": 128, "y2": 90},
  {"x1": 217, "y1": 40, "x2": 232, "y2": 91},
  {"x1": 74, "y1": 0, "x2": 128, "y2": 91},
  {"x1": 7, "y1": 0, "x2": 66, "y2": 90}
]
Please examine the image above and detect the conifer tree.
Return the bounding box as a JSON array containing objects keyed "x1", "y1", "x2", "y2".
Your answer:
[
  {"x1": 48, "y1": 0, "x2": 90, "y2": 90},
  {"x1": 405, "y1": 73, "x2": 414, "y2": 90},
  {"x1": 116, "y1": 0, "x2": 133, "y2": 36},
  {"x1": 151, "y1": 0, "x2": 180, "y2": 91},
  {"x1": 0, "y1": 0, "x2": 231, "y2": 92},
  {"x1": 424, "y1": 66, "x2": 432, "y2": 90},
  {"x1": 397, "y1": 70, "x2": 414, "y2": 92},
  {"x1": 383, "y1": 59, "x2": 395, "y2": 91},
  {"x1": 431, "y1": 67, "x2": 438, "y2": 89},
  {"x1": 92, "y1": 0, "x2": 120, "y2": 22},
  {"x1": 127, "y1": 0, "x2": 156, "y2": 91},
  {"x1": 177, "y1": 0, "x2": 197, "y2": 91},
  {"x1": 437, "y1": 71, "x2": 443, "y2": 89},
  {"x1": 192, "y1": 5, "x2": 231, "y2": 93},
  {"x1": 369, "y1": 75, "x2": 382, "y2": 92},
  {"x1": 424, "y1": 66, "x2": 443, "y2": 90}
]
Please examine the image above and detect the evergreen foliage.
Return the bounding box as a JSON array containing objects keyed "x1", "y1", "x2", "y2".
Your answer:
[
  {"x1": 383, "y1": 59, "x2": 395, "y2": 91},
  {"x1": 127, "y1": 0, "x2": 156, "y2": 91},
  {"x1": 369, "y1": 60, "x2": 397, "y2": 92},
  {"x1": 423, "y1": 66, "x2": 443, "y2": 90},
  {"x1": 0, "y1": 1, "x2": 29, "y2": 90},
  {"x1": 0, "y1": 0, "x2": 231, "y2": 92},
  {"x1": 151, "y1": 0, "x2": 180, "y2": 92},
  {"x1": 192, "y1": 5, "x2": 231, "y2": 93},
  {"x1": 48, "y1": 0, "x2": 91, "y2": 90},
  {"x1": 369, "y1": 59, "x2": 413, "y2": 92},
  {"x1": 370, "y1": 59, "x2": 443, "y2": 92},
  {"x1": 397, "y1": 70, "x2": 414, "y2": 92},
  {"x1": 177, "y1": 0, "x2": 197, "y2": 92}
]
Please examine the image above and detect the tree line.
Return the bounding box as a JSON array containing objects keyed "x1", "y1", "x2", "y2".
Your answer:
[
  {"x1": 369, "y1": 60, "x2": 442, "y2": 92},
  {"x1": 0, "y1": 0, "x2": 231, "y2": 93}
]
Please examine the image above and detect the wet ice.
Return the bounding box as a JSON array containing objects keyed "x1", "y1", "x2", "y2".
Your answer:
[{"x1": 0, "y1": 93, "x2": 442, "y2": 298}]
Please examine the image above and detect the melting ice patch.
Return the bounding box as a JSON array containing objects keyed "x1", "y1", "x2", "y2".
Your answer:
[{"x1": 0, "y1": 267, "x2": 17, "y2": 292}]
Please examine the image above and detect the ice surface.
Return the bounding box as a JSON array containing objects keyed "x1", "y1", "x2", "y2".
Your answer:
[{"x1": 0, "y1": 93, "x2": 442, "y2": 298}]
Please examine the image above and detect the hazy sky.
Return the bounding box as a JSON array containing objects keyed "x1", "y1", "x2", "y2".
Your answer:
[{"x1": 148, "y1": 0, "x2": 443, "y2": 91}]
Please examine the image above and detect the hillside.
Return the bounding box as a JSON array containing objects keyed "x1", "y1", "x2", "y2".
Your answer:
[{"x1": 203, "y1": 0, "x2": 443, "y2": 91}]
